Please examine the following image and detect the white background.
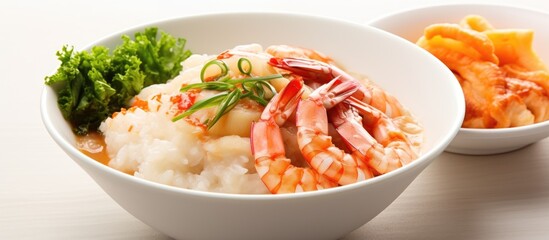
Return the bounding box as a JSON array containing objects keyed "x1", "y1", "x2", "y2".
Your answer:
[{"x1": 2, "y1": 0, "x2": 549, "y2": 239}]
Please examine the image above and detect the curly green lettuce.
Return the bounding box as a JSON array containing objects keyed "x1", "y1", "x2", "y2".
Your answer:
[{"x1": 45, "y1": 27, "x2": 191, "y2": 135}]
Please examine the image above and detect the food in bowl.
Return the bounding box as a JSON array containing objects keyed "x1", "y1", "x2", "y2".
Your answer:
[
  {"x1": 416, "y1": 15, "x2": 549, "y2": 128},
  {"x1": 46, "y1": 29, "x2": 424, "y2": 194},
  {"x1": 42, "y1": 13, "x2": 464, "y2": 240},
  {"x1": 368, "y1": 5, "x2": 549, "y2": 155}
]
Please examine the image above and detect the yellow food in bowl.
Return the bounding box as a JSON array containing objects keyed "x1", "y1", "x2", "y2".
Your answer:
[{"x1": 417, "y1": 15, "x2": 549, "y2": 128}]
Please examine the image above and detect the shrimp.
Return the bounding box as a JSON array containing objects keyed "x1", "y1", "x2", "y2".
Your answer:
[
  {"x1": 251, "y1": 79, "x2": 337, "y2": 193},
  {"x1": 268, "y1": 57, "x2": 407, "y2": 118},
  {"x1": 296, "y1": 77, "x2": 373, "y2": 185},
  {"x1": 330, "y1": 97, "x2": 417, "y2": 175}
]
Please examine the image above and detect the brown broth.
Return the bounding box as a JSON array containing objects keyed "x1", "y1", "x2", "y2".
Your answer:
[{"x1": 76, "y1": 132, "x2": 110, "y2": 166}]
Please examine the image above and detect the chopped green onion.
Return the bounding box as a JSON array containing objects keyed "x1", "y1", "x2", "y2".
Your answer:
[
  {"x1": 180, "y1": 81, "x2": 234, "y2": 92},
  {"x1": 226, "y1": 74, "x2": 282, "y2": 84},
  {"x1": 243, "y1": 93, "x2": 269, "y2": 106},
  {"x1": 171, "y1": 92, "x2": 228, "y2": 122},
  {"x1": 200, "y1": 59, "x2": 229, "y2": 82},
  {"x1": 207, "y1": 88, "x2": 242, "y2": 129},
  {"x1": 237, "y1": 58, "x2": 252, "y2": 75},
  {"x1": 173, "y1": 58, "x2": 284, "y2": 128}
]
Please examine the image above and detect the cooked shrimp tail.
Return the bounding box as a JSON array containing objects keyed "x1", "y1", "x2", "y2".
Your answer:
[
  {"x1": 310, "y1": 76, "x2": 360, "y2": 108},
  {"x1": 260, "y1": 78, "x2": 304, "y2": 126},
  {"x1": 335, "y1": 97, "x2": 417, "y2": 174},
  {"x1": 268, "y1": 57, "x2": 407, "y2": 118},
  {"x1": 251, "y1": 79, "x2": 337, "y2": 193},
  {"x1": 269, "y1": 57, "x2": 367, "y2": 98},
  {"x1": 296, "y1": 78, "x2": 373, "y2": 185},
  {"x1": 268, "y1": 57, "x2": 343, "y2": 82}
]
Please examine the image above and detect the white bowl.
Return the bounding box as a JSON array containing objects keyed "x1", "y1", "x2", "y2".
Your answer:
[
  {"x1": 369, "y1": 4, "x2": 549, "y2": 155},
  {"x1": 41, "y1": 13, "x2": 463, "y2": 240}
]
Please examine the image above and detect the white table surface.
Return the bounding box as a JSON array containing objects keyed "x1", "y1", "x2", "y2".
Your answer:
[{"x1": 2, "y1": 0, "x2": 549, "y2": 239}]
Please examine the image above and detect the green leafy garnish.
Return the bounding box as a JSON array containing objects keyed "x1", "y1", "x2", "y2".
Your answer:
[
  {"x1": 45, "y1": 27, "x2": 191, "y2": 135},
  {"x1": 172, "y1": 58, "x2": 281, "y2": 129}
]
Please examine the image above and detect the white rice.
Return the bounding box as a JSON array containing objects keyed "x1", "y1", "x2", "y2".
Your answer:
[{"x1": 99, "y1": 51, "x2": 269, "y2": 194}]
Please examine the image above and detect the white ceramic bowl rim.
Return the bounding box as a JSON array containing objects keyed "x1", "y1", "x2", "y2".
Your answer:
[
  {"x1": 41, "y1": 11, "x2": 463, "y2": 201},
  {"x1": 368, "y1": 2, "x2": 549, "y2": 25},
  {"x1": 460, "y1": 120, "x2": 549, "y2": 135}
]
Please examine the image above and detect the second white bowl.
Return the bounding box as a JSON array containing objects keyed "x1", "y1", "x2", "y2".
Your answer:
[{"x1": 369, "y1": 4, "x2": 549, "y2": 155}]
